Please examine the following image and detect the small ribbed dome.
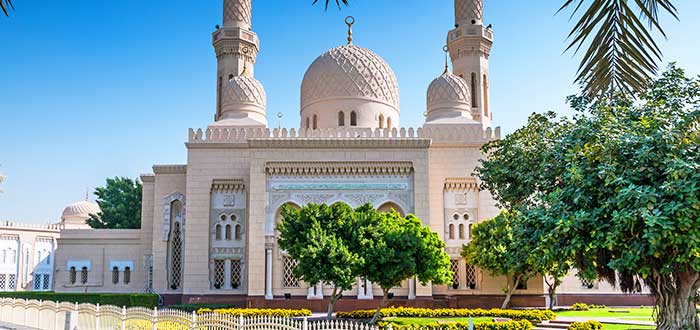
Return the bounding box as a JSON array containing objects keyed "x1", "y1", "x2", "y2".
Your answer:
[
  {"x1": 215, "y1": 74, "x2": 268, "y2": 127},
  {"x1": 425, "y1": 71, "x2": 476, "y2": 125},
  {"x1": 300, "y1": 44, "x2": 400, "y2": 129},
  {"x1": 427, "y1": 71, "x2": 470, "y2": 110},
  {"x1": 62, "y1": 200, "x2": 101, "y2": 219}
]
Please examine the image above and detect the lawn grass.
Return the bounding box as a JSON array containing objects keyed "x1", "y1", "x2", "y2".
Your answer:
[
  {"x1": 556, "y1": 308, "x2": 655, "y2": 320},
  {"x1": 384, "y1": 317, "x2": 494, "y2": 326},
  {"x1": 601, "y1": 324, "x2": 655, "y2": 330}
]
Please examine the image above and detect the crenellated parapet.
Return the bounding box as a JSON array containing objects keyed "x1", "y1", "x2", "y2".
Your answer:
[
  {"x1": 187, "y1": 125, "x2": 500, "y2": 147},
  {"x1": 0, "y1": 221, "x2": 62, "y2": 232}
]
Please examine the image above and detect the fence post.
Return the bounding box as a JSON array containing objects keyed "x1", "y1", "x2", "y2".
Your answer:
[
  {"x1": 239, "y1": 313, "x2": 244, "y2": 330},
  {"x1": 303, "y1": 317, "x2": 308, "y2": 330},
  {"x1": 190, "y1": 310, "x2": 197, "y2": 330},
  {"x1": 68, "y1": 302, "x2": 79, "y2": 330},
  {"x1": 37, "y1": 300, "x2": 42, "y2": 329},
  {"x1": 95, "y1": 303, "x2": 100, "y2": 330},
  {"x1": 54, "y1": 301, "x2": 60, "y2": 330},
  {"x1": 152, "y1": 307, "x2": 158, "y2": 330},
  {"x1": 121, "y1": 306, "x2": 126, "y2": 330},
  {"x1": 23, "y1": 298, "x2": 27, "y2": 326}
]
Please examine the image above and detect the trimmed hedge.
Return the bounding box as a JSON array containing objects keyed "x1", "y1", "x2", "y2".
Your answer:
[
  {"x1": 567, "y1": 321, "x2": 603, "y2": 330},
  {"x1": 197, "y1": 308, "x2": 312, "y2": 317},
  {"x1": 336, "y1": 307, "x2": 555, "y2": 322},
  {"x1": 170, "y1": 304, "x2": 234, "y2": 312},
  {"x1": 380, "y1": 320, "x2": 533, "y2": 330},
  {"x1": 0, "y1": 292, "x2": 158, "y2": 308}
]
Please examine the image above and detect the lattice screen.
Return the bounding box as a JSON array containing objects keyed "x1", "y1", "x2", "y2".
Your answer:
[
  {"x1": 8, "y1": 274, "x2": 15, "y2": 290},
  {"x1": 450, "y1": 259, "x2": 460, "y2": 288},
  {"x1": 283, "y1": 257, "x2": 300, "y2": 288},
  {"x1": 230, "y1": 260, "x2": 241, "y2": 289},
  {"x1": 42, "y1": 274, "x2": 50, "y2": 290},
  {"x1": 81, "y1": 268, "x2": 88, "y2": 284},
  {"x1": 214, "y1": 260, "x2": 225, "y2": 289},
  {"x1": 170, "y1": 222, "x2": 183, "y2": 289},
  {"x1": 124, "y1": 267, "x2": 131, "y2": 285},
  {"x1": 112, "y1": 267, "x2": 120, "y2": 285},
  {"x1": 581, "y1": 278, "x2": 595, "y2": 289},
  {"x1": 33, "y1": 274, "x2": 41, "y2": 290},
  {"x1": 69, "y1": 267, "x2": 76, "y2": 285},
  {"x1": 0, "y1": 274, "x2": 5, "y2": 290},
  {"x1": 465, "y1": 264, "x2": 477, "y2": 289}
]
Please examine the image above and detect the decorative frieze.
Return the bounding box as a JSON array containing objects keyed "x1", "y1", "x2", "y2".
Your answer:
[
  {"x1": 265, "y1": 161, "x2": 414, "y2": 176},
  {"x1": 444, "y1": 177, "x2": 479, "y2": 192},
  {"x1": 211, "y1": 179, "x2": 246, "y2": 193},
  {"x1": 153, "y1": 165, "x2": 187, "y2": 175}
]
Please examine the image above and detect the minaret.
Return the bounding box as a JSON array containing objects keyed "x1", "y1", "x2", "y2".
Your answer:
[
  {"x1": 447, "y1": 0, "x2": 493, "y2": 127},
  {"x1": 213, "y1": 0, "x2": 260, "y2": 121}
]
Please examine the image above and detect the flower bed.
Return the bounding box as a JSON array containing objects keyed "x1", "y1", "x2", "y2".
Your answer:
[
  {"x1": 380, "y1": 320, "x2": 533, "y2": 330},
  {"x1": 336, "y1": 307, "x2": 555, "y2": 322},
  {"x1": 197, "y1": 307, "x2": 312, "y2": 318}
]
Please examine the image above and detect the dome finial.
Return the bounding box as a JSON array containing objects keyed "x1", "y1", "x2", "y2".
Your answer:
[
  {"x1": 443, "y1": 45, "x2": 450, "y2": 74},
  {"x1": 345, "y1": 16, "x2": 355, "y2": 45}
]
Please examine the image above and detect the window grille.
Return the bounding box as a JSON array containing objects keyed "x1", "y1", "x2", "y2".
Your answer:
[
  {"x1": 230, "y1": 259, "x2": 241, "y2": 289},
  {"x1": 33, "y1": 274, "x2": 41, "y2": 290},
  {"x1": 213, "y1": 260, "x2": 225, "y2": 289},
  {"x1": 283, "y1": 257, "x2": 300, "y2": 288},
  {"x1": 450, "y1": 259, "x2": 460, "y2": 289},
  {"x1": 112, "y1": 267, "x2": 120, "y2": 284},
  {"x1": 42, "y1": 274, "x2": 50, "y2": 290},
  {"x1": 8, "y1": 274, "x2": 15, "y2": 290},
  {"x1": 124, "y1": 267, "x2": 131, "y2": 285},
  {"x1": 0, "y1": 274, "x2": 5, "y2": 290},
  {"x1": 465, "y1": 264, "x2": 477, "y2": 289},
  {"x1": 581, "y1": 278, "x2": 595, "y2": 289},
  {"x1": 81, "y1": 267, "x2": 88, "y2": 284},
  {"x1": 170, "y1": 222, "x2": 183, "y2": 289},
  {"x1": 69, "y1": 267, "x2": 76, "y2": 284}
]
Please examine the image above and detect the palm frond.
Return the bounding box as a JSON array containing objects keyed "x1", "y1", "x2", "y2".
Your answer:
[
  {"x1": 560, "y1": 0, "x2": 678, "y2": 98},
  {"x1": 312, "y1": 0, "x2": 349, "y2": 11},
  {"x1": 1, "y1": 0, "x2": 13, "y2": 16}
]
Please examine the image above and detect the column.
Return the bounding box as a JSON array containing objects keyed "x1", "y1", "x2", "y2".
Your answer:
[
  {"x1": 224, "y1": 259, "x2": 232, "y2": 290},
  {"x1": 408, "y1": 278, "x2": 416, "y2": 300},
  {"x1": 265, "y1": 249, "x2": 273, "y2": 299}
]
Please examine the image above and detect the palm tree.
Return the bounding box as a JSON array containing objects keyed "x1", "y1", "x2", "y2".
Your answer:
[
  {"x1": 317, "y1": 0, "x2": 679, "y2": 98},
  {"x1": 1, "y1": 0, "x2": 13, "y2": 16}
]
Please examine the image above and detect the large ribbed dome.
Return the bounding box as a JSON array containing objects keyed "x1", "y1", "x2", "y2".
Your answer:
[
  {"x1": 62, "y1": 200, "x2": 100, "y2": 219},
  {"x1": 215, "y1": 74, "x2": 268, "y2": 127},
  {"x1": 300, "y1": 44, "x2": 400, "y2": 129}
]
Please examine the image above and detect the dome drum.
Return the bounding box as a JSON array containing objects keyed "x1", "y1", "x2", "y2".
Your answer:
[{"x1": 215, "y1": 75, "x2": 268, "y2": 127}]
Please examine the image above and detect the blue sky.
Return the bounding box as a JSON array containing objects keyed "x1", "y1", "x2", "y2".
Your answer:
[{"x1": 1, "y1": 1, "x2": 699, "y2": 224}]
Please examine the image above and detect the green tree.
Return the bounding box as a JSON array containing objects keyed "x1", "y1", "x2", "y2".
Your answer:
[
  {"x1": 277, "y1": 202, "x2": 362, "y2": 319},
  {"x1": 475, "y1": 112, "x2": 575, "y2": 309},
  {"x1": 87, "y1": 177, "x2": 142, "y2": 229},
  {"x1": 354, "y1": 206, "x2": 452, "y2": 324},
  {"x1": 462, "y1": 211, "x2": 538, "y2": 309},
  {"x1": 318, "y1": 0, "x2": 678, "y2": 98}
]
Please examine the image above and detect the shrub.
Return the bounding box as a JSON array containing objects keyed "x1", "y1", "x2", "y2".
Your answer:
[
  {"x1": 380, "y1": 320, "x2": 533, "y2": 330},
  {"x1": 0, "y1": 292, "x2": 157, "y2": 308},
  {"x1": 570, "y1": 303, "x2": 589, "y2": 311},
  {"x1": 170, "y1": 304, "x2": 233, "y2": 312},
  {"x1": 198, "y1": 308, "x2": 312, "y2": 318},
  {"x1": 336, "y1": 307, "x2": 555, "y2": 321},
  {"x1": 567, "y1": 321, "x2": 603, "y2": 330}
]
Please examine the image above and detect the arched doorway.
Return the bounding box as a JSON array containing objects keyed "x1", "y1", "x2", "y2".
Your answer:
[{"x1": 377, "y1": 202, "x2": 405, "y2": 217}]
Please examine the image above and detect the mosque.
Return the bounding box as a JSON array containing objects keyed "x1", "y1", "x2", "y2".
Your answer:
[{"x1": 0, "y1": 0, "x2": 653, "y2": 309}]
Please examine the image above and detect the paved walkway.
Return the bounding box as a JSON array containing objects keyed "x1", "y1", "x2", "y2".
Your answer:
[
  {"x1": 555, "y1": 316, "x2": 655, "y2": 326},
  {"x1": 0, "y1": 321, "x2": 41, "y2": 330}
]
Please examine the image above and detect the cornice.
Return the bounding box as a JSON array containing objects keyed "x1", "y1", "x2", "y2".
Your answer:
[
  {"x1": 140, "y1": 174, "x2": 156, "y2": 183},
  {"x1": 265, "y1": 161, "x2": 414, "y2": 176},
  {"x1": 248, "y1": 138, "x2": 431, "y2": 149},
  {"x1": 444, "y1": 177, "x2": 479, "y2": 191},
  {"x1": 211, "y1": 179, "x2": 246, "y2": 193}
]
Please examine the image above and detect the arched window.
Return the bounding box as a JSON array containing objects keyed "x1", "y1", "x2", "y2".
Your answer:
[
  {"x1": 81, "y1": 267, "x2": 88, "y2": 284},
  {"x1": 471, "y1": 73, "x2": 478, "y2": 107},
  {"x1": 468, "y1": 224, "x2": 473, "y2": 239},
  {"x1": 350, "y1": 111, "x2": 357, "y2": 126},
  {"x1": 215, "y1": 224, "x2": 222, "y2": 240},
  {"x1": 448, "y1": 224, "x2": 455, "y2": 240},
  {"x1": 167, "y1": 198, "x2": 184, "y2": 290},
  {"x1": 387, "y1": 117, "x2": 392, "y2": 129},
  {"x1": 483, "y1": 74, "x2": 489, "y2": 116},
  {"x1": 379, "y1": 114, "x2": 385, "y2": 128},
  {"x1": 338, "y1": 111, "x2": 345, "y2": 126},
  {"x1": 124, "y1": 267, "x2": 131, "y2": 285},
  {"x1": 112, "y1": 267, "x2": 119, "y2": 284},
  {"x1": 69, "y1": 267, "x2": 76, "y2": 285},
  {"x1": 225, "y1": 225, "x2": 232, "y2": 240},
  {"x1": 459, "y1": 224, "x2": 465, "y2": 239},
  {"x1": 235, "y1": 224, "x2": 242, "y2": 240},
  {"x1": 305, "y1": 117, "x2": 310, "y2": 129},
  {"x1": 312, "y1": 114, "x2": 318, "y2": 130}
]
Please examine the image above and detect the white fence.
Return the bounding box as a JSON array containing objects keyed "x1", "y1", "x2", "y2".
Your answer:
[{"x1": 0, "y1": 298, "x2": 378, "y2": 330}]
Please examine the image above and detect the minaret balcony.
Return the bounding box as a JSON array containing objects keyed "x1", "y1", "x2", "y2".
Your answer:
[
  {"x1": 448, "y1": 25, "x2": 493, "y2": 42},
  {"x1": 212, "y1": 27, "x2": 259, "y2": 45}
]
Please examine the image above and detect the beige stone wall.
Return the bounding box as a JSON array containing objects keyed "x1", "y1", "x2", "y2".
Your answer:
[
  {"x1": 0, "y1": 223, "x2": 60, "y2": 292},
  {"x1": 54, "y1": 230, "x2": 144, "y2": 293}
]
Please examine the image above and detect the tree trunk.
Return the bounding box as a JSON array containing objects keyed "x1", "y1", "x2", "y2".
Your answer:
[
  {"x1": 501, "y1": 275, "x2": 520, "y2": 309},
  {"x1": 544, "y1": 275, "x2": 560, "y2": 310},
  {"x1": 326, "y1": 286, "x2": 342, "y2": 320},
  {"x1": 369, "y1": 289, "x2": 390, "y2": 324},
  {"x1": 653, "y1": 270, "x2": 700, "y2": 330}
]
